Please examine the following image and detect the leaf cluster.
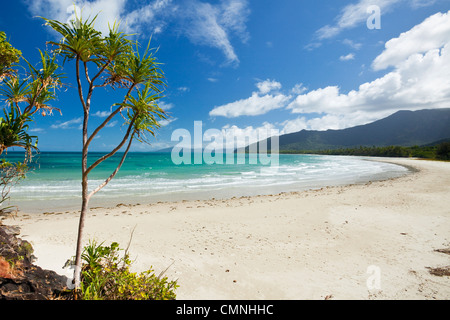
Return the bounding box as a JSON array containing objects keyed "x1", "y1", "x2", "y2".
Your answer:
[
  {"x1": 0, "y1": 31, "x2": 21, "y2": 82},
  {"x1": 0, "y1": 30, "x2": 63, "y2": 156},
  {"x1": 74, "y1": 240, "x2": 178, "y2": 300},
  {"x1": 0, "y1": 106, "x2": 37, "y2": 156},
  {"x1": 0, "y1": 160, "x2": 28, "y2": 214},
  {"x1": 43, "y1": 14, "x2": 167, "y2": 141}
]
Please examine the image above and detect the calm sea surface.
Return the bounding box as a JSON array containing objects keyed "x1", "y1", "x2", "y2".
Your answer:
[{"x1": 2, "y1": 152, "x2": 409, "y2": 213}]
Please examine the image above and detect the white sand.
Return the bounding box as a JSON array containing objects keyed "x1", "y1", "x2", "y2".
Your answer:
[{"x1": 3, "y1": 158, "x2": 450, "y2": 300}]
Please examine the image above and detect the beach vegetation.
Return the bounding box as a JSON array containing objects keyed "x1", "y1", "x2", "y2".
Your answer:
[
  {"x1": 0, "y1": 161, "x2": 27, "y2": 213},
  {"x1": 42, "y1": 13, "x2": 167, "y2": 290},
  {"x1": 0, "y1": 31, "x2": 21, "y2": 82},
  {"x1": 1, "y1": 30, "x2": 63, "y2": 214},
  {"x1": 70, "y1": 240, "x2": 178, "y2": 300},
  {"x1": 435, "y1": 142, "x2": 450, "y2": 160},
  {"x1": 280, "y1": 142, "x2": 450, "y2": 161}
]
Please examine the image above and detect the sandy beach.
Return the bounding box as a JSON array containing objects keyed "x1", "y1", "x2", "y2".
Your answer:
[{"x1": 3, "y1": 157, "x2": 450, "y2": 300}]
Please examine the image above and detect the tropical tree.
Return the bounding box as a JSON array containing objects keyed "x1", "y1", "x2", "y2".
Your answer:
[
  {"x1": 0, "y1": 31, "x2": 21, "y2": 82},
  {"x1": 0, "y1": 32, "x2": 62, "y2": 157},
  {"x1": 1, "y1": 31, "x2": 62, "y2": 212},
  {"x1": 43, "y1": 14, "x2": 167, "y2": 290}
]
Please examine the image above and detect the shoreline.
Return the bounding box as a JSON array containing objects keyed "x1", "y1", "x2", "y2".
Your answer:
[
  {"x1": 8, "y1": 155, "x2": 410, "y2": 214},
  {"x1": 3, "y1": 157, "x2": 450, "y2": 299}
]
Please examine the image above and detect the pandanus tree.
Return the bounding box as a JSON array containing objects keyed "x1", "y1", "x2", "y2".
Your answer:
[
  {"x1": 0, "y1": 49, "x2": 62, "y2": 157},
  {"x1": 1, "y1": 31, "x2": 62, "y2": 156},
  {"x1": 1, "y1": 31, "x2": 62, "y2": 211},
  {"x1": 43, "y1": 15, "x2": 167, "y2": 290}
]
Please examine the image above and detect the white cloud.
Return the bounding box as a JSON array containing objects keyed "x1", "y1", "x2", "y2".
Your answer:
[
  {"x1": 283, "y1": 11, "x2": 450, "y2": 131},
  {"x1": 291, "y1": 83, "x2": 308, "y2": 95},
  {"x1": 342, "y1": 39, "x2": 362, "y2": 50},
  {"x1": 204, "y1": 122, "x2": 278, "y2": 150},
  {"x1": 92, "y1": 110, "x2": 112, "y2": 117},
  {"x1": 340, "y1": 53, "x2": 355, "y2": 61},
  {"x1": 29, "y1": 128, "x2": 45, "y2": 133},
  {"x1": 122, "y1": 0, "x2": 173, "y2": 35},
  {"x1": 280, "y1": 117, "x2": 308, "y2": 134},
  {"x1": 219, "y1": 0, "x2": 250, "y2": 43},
  {"x1": 177, "y1": 87, "x2": 190, "y2": 93},
  {"x1": 209, "y1": 80, "x2": 290, "y2": 118},
  {"x1": 159, "y1": 117, "x2": 177, "y2": 126},
  {"x1": 315, "y1": 0, "x2": 438, "y2": 41},
  {"x1": 210, "y1": 92, "x2": 290, "y2": 118},
  {"x1": 256, "y1": 79, "x2": 282, "y2": 95},
  {"x1": 411, "y1": 0, "x2": 437, "y2": 8},
  {"x1": 181, "y1": 0, "x2": 249, "y2": 65},
  {"x1": 50, "y1": 117, "x2": 83, "y2": 129},
  {"x1": 105, "y1": 120, "x2": 118, "y2": 128},
  {"x1": 158, "y1": 101, "x2": 174, "y2": 111},
  {"x1": 26, "y1": 0, "x2": 128, "y2": 35},
  {"x1": 25, "y1": 0, "x2": 250, "y2": 66},
  {"x1": 372, "y1": 10, "x2": 450, "y2": 70},
  {"x1": 316, "y1": 0, "x2": 401, "y2": 40},
  {"x1": 288, "y1": 46, "x2": 450, "y2": 129}
]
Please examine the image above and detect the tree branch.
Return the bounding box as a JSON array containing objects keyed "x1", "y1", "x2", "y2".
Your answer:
[
  {"x1": 85, "y1": 115, "x2": 137, "y2": 177},
  {"x1": 83, "y1": 61, "x2": 91, "y2": 85},
  {"x1": 84, "y1": 84, "x2": 136, "y2": 152},
  {"x1": 88, "y1": 132, "x2": 135, "y2": 199},
  {"x1": 76, "y1": 56, "x2": 87, "y2": 112},
  {"x1": 91, "y1": 60, "x2": 111, "y2": 85}
]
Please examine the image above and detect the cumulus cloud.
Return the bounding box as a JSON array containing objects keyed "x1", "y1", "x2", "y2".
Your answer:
[
  {"x1": 158, "y1": 101, "x2": 175, "y2": 111},
  {"x1": 210, "y1": 92, "x2": 291, "y2": 118},
  {"x1": 287, "y1": 12, "x2": 450, "y2": 131},
  {"x1": 274, "y1": 10, "x2": 450, "y2": 133},
  {"x1": 340, "y1": 53, "x2": 355, "y2": 61},
  {"x1": 256, "y1": 79, "x2": 282, "y2": 95},
  {"x1": 372, "y1": 10, "x2": 450, "y2": 70},
  {"x1": 25, "y1": 0, "x2": 127, "y2": 35},
  {"x1": 209, "y1": 80, "x2": 290, "y2": 118},
  {"x1": 289, "y1": 43, "x2": 450, "y2": 115},
  {"x1": 203, "y1": 122, "x2": 278, "y2": 150}
]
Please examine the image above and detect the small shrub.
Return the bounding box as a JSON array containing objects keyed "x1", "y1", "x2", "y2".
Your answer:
[
  {"x1": 73, "y1": 240, "x2": 178, "y2": 300},
  {"x1": 436, "y1": 142, "x2": 450, "y2": 160},
  {"x1": 0, "y1": 161, "x2": 28, "y2": 215}
]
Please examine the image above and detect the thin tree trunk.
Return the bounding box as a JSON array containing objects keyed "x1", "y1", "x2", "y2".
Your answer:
[
  {"x1": 73, "y1": 186, "x2": 89, "y2": 290},
  {"x1": 73, "y1": 55, "x2": 90, "y2": 291}
]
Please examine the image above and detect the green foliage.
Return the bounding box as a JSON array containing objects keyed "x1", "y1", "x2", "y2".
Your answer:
[
  {"x1": 280, "y1": 144, "x2": 450, "y2": 161},
  {"x1": 0, "y1": 160, "x2": 28, "y2": 213},
  {"x1": 42, "y1": 15, "x2": 167, "y2": 139},
  {"x1": 0, "y1": 31, "x2": 21, "y2": 81},
  {"x1": 0, "y1": 31, "x2": 63, "y2": 156},
  {"x1": 42, "y1": 13, "x2": 169, "y2": 290},
  {"x1": 0, "y1": 106, "x2": 38, "y2": 156},
  {"x1": 435, "y1": 142, "x2": 450, "y2": 160},
  {"x1": 76, "y1": 240, "x2": 178, "y2": 300}
]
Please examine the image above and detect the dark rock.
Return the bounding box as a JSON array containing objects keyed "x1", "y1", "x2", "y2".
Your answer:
[{"x1": 0, "y1": 224, "x2": 70, "y2": 300}]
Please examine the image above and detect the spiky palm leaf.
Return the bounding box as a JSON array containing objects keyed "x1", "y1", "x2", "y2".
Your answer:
[{"x1": 0, "y1": 106, "x2": 38, "y2": 156}]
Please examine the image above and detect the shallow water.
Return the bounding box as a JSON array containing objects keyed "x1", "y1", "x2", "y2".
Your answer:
[{"x1": 3, "y1": 152, "x2": 409, "y2": 213}]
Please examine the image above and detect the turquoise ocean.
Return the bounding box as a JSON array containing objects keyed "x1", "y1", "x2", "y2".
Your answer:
[{"x1": 3, "y1": 152, "x2": 409, "y2": 213}]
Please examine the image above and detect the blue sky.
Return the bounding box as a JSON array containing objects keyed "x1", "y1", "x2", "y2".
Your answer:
[{"x1": 1, "y1": 0, "x2": 450, "y2": 152}]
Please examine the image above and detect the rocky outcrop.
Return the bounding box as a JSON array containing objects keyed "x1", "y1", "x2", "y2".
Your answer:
[{"x1": 0, "y1": 223, "x2": 69, "y2": 300}]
